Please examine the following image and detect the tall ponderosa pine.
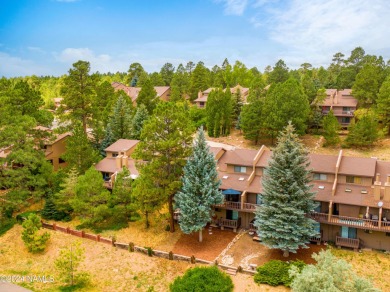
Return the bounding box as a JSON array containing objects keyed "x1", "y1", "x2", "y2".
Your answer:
[
  {"x1": 344, "y1": 113, "x2": 380, "y2": 147},
  {"x1": 206, "y1": 88, "x2": 232, "y2": 137},
  {"x1": 59, "y1": 60, "x2": 96, "y2": 134},
  {"x1": 376, "y1": 75, "x2": 390, "y2": 134},
  {"x1": 254, "y1": 123, "x2": 317, "y2": 257},
  {"x1": 105, "y1": 95, "x2": 133, "y2": 144},
  {"x1": 175, "y1": 128, "x2": 223, "y2": 242},
  {"x1": 133, "y1": 102, "x2": 194, "y2": 232},
  {"x1": 240, "y1": 95, "x2": 264, "y2": 144},
  {"x1": 136, "y1": 78, "x2": 158, "y2": 114}
]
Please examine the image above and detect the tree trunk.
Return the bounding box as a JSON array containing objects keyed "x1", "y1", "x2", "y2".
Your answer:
[
  {"x1": 145, "y1": 211, "x2": 149, "y2": 229},
  {"x1": 82, "y1": 115, "x2": 87, "y2": 135},
  {"x1": 199, "y1": 229, "x2": 203, "y2": 242},
  {"x1": 283, "y1": 250, "x2": 289, "y2": 257},
  {"x1": 168, "y1": 194, "x2": 175, "y2": 233}
]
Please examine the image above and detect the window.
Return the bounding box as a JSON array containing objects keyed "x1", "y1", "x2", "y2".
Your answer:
[
  {"x1": 313, "y1": 173, "x2": 327, "y2": 181},
  {"x1": 102, "y1": 172, "x2": 111, "y2": 181},
  {"x1": 234, "y1": 166, "x2": 246, "y2": 173},
  {"x1": 343, "y1": 107, "x2": 351, "y2": 112},
  {"x1": 59, "y1": 158, "x2": 66, "y2": 164},
  {"x1": 112, "y1": 152, "x2": 118, "y2": 157},
  {"x1": 346, "y1": 176, "x2": 362, "y2": 184},
  {"x1": 341, "y1": 117, "x2": 350, "y2": 124},
  {"x1": 199, "y1": 102, "x2": 205, "y2": 108}
]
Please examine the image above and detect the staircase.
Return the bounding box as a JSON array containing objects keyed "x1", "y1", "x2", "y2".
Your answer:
[{"x1": 225, "y1": 268, "x2": 237, "y2": 276}]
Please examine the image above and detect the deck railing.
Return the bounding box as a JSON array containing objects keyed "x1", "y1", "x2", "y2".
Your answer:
[
  {"x1": 219, "y1": 217, "x2": 241, "y2": 232},
  {"x1": 336, "y1": 236, "x2": 360, "y2": 250},
  {"x1": 308, "y1": 212, "x2": 390, "y2": 232},
  {"x1": 214, "y1": 201, "x2": 260, "y2": 212},
  {"x1": 242, "y1": 203, "x2": 258, "y2": 211}
]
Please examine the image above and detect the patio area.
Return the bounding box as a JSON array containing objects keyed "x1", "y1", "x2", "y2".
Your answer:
[{"x1": 171, "y1": 225, "x2": 237, "y2": 261}]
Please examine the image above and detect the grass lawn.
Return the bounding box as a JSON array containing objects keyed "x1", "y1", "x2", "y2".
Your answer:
[{"x1": 331, "y1": 247, "x2": 390, "y2": 292}]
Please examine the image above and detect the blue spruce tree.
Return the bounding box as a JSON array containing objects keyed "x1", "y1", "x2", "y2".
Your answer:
[
  {"x1": 254, "y1": 122, "x2": 318, "y2": 257},
  {"x1": 175, "y1": 127, "x2": 224, "y2": 242}
]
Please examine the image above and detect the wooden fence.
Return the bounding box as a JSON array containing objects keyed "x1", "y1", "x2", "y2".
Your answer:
[{"x1": 41, "y1": 221, "x2": 256, "y2": 276}]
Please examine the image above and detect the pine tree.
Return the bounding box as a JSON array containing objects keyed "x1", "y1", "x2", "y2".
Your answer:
[
  {"x1": 21, "y1": 214, "x2": 50, "y2": 253},
  {"x1": 131, "y1": 104, "x2": 149, "y2": 139},
  {"x1": 344, "y1": 113, "x2": 380, "y2": 147},
  {"x1": 133, "y1": 102, "x2": 194, "y2": 232},
  {"x1": 240, "y1": 97, "x2": 264, "y2": 144},
  {"x1": 136, "y1": 78, "x2": 158, "y2": 114},
  {"x1": 376, "y1": 75, "x2": 390, "y2": 135},
  {"x1": 254, "y1": 123, "x2": 317, "y2": 257},
  {"x1": 321, "y1": 110, "x2": 340, "y2": 146},
  {"x1": 108, "y1": 95, "x2": 133, "y2": 141},
  {"x1": 62, "y1": 124, "x2": 101, "y2": 175},
  {"x1": 175, "y1": 127, "x2": 223, "y2": 242}
]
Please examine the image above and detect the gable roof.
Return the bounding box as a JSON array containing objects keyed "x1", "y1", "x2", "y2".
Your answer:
[{"x1": 105, "y1": 139, "x2": 140, "y2": 152}]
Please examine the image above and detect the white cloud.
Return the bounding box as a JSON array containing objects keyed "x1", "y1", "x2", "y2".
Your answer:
[
  {"x1": 27, "y1": 46, "x2": 45, "y2": 54},
  {"x1": 217, "y1": 0, "x2": 249, "y2": 15},
  {"x1": 269, "y1": 0, "x2": 390, "y2": 53},
  {"x1": 0, "y1": 52, "x2": 51, "y2": 77}
]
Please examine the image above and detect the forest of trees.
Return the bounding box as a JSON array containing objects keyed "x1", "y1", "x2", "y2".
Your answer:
[{"x1": 1, "y1": 46, "x2": 390, "y2": 233}]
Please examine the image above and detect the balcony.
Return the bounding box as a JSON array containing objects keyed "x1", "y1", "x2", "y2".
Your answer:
[
  {"x1": 309, "y1": 212, "x2": 390, "y2": 232},
  {"x1": 213, "y1": 201, "x2": 260, "y2": 212}
]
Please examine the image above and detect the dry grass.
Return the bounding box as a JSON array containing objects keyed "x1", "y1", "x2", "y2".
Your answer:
[
  {"x1": 206, "y1": 129, "x2": 390, "y2": 161},
  {"x1": 331, "y1": 247, "x2": 390, "y2": 292}
]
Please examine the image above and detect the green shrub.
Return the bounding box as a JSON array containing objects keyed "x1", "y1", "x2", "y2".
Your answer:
[
  {"x1": 21, "y1": 214, "x2": 50, "y2": 253},
  {"x1": 0, "y1": 218, "x2": 16, "y2": 236},
  {"x1": 170, "y1": 266, "x2": 233, "y2": 292},
  {"x1": 254, "y1": 260, "x2": 306, "y2": 287}
]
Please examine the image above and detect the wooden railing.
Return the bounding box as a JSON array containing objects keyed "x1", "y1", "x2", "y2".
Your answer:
[
  {"x1": 336, "y1": 236, "x2": 360, "y2": 250},
  {"x1": 214, "y1": 201, "x2": 260, "y2": 212},
  {"x1": 219, "y1": 217, "x2": 241, "y2": 232},
  {"x1": 308, "y1": 212, "x2": 390, "y2": 232},
  {"x1": 249, "y1": 223, "x2": 255, "y2": 231},
  {"x1": 310, "y1": 235, "x2": 322, "y2": 244}
]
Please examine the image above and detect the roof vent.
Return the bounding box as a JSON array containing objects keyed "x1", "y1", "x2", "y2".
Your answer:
[
  {"x1": 345, "y1": 188, "x2": 352, "y2": 192},
  {"x1": 238, "y1": 177, "x2": 245, "y2": 181},
  {"x1": 222, "y1": 175, "x2": 229, "y2": 179},
  {"x1": 318, "y1": 186, "x2": 325, "y2": 190},
  {"x1": 361, "y1": 189, "x2": 368, "y2": 194}
]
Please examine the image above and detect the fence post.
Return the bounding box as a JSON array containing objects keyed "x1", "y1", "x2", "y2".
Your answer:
[
  {"x1": 52, "y1": 223, "x2": 56, "y2": 231},
  {"x1": 66, "y1": 227, "x2": 70, "y2": 234},
  {"x1": 97, "y1": 235, "x2": 100, "y2": 242},
  {"x1": 81, "y1": 231, "x2": 85, "y2": 238}
]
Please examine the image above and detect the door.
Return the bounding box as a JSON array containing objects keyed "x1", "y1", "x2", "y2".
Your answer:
[
  {"x1": 341, "y1": 226, "x2": 357, "y2": 239},
  {"x1": 226, "y1": 210, "x2": 239, "y2": 220}
]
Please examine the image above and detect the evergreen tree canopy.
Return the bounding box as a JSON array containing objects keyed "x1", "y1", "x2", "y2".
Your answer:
[
  {"x1": 344, "y1": 112, "x2": 380, "y2": 147},
  {"x1": 254, "y1": 123, "x2": 317, "y2": 257},
  {"x1": 240, "y1": 95, "x2": 264, "y2": 144},
  {"x1": 131, "y1": 104, "x2": 149, "y2": 139},
  {"x1": 175, "y1": 127, "x2": 223, "y2": 242},
  {"x1": 107, "y1": 95, "x2": 134, "y2": 142},
  {"x1": 133, "y1": 102, "x2": 194, "y2": 231},
  {"x1": 376, "y1": 75, "x2": 390, "y2": 134},
  {"x1": 321, "y1": 110, "x2": 340, "y2": 146},
  {"x1": 136, "y1": 78, "x2": 158, "y2": 114},
  {"x1": 206, "y1": 88, "x2": 233, "y2": 137}
]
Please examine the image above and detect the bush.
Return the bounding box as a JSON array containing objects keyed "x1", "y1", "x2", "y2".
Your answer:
[
  {"x1": 21, "y1": 213, "x2": 50, "y2": 253},
  {"x1": 0, "y1": 218, "x2": 16, "y2": 236},
  {"x1": 254, "y1": 260, "x2": 306, "y2": 287},
  {"x1": 170, "y1": 266, "x2": 233, "y2": 292},
  {"x1": 41, "y1": 198, "x2": 71, "y2": 221}
]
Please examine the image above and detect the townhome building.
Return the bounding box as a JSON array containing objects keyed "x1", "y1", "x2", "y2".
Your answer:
[
  {"x1": 111, "y1": 82, "x2": 171, "y2": 105},
  {"x1": 321, "y1": 89, "x2": 358, "y2": 127},
  {"x1": 194, "y1": 85, "x2": 249, "y2": 108},
  {"x1": 94, "y1": 139, "x2": 140, "y2": 188},
  {"x1": 96, "y1": 139, "x2": 390, "y2": 251}
]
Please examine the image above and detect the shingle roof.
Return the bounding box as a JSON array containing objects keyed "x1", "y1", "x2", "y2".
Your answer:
[
  {"x1": 105, "y1": 139, "x2": 139, "y2": 152},
  {"x1": 338, "y1": 156, "x2": 377, "y2": 177}
]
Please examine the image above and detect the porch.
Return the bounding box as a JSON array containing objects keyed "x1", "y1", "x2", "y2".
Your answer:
[
  {"x1": 336, "y1": 236, "x2": 360, "y2": 251},
  {"x1": 214, "y1": 201, "x2": 259, "y2": 212},
  {"x1": 219, "y1": 217, "x2": 241, "y2": 232}
]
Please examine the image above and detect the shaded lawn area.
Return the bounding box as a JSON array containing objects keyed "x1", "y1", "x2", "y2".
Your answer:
[{"x1": 172, "y1": 226, "x2": 237, "y2": 261}]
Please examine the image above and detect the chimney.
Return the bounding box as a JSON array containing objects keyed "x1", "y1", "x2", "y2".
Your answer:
[
  {"x1": 373, "y1": 173, "x2": 381, "y2": 200},
  {"x1": 384, "y1": 175, "x2": 390, "y2": 201},
  {"x1": 115, "y1": 153, "x2": 123, "y2": 169},
  {"x1": 334, "y1": 91, "x2": 338, "y2": 104},
  {"x1": 198, "y1": 90, "x2": 202, "y2": 99}
]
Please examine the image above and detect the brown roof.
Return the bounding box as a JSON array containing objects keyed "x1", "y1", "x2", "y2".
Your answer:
[
  {"x1": 309, "y1": 154, "x2": 338, "y2": 173},
  {"x1": 45, "y1": 132, "x2": 71, "y2": 145},
  {"x1": 95, "y1": 157, "x2": 139, "y2": 177},
  {"x1": 111, "y1": 82, "x2": 169, "y2": 102},
  {"x1": 105, "y1": 139, "x2": 139, "y2": 153},
  {"x1": 218, "y1": 149, "x2": 258, "y2": 170},
  {"x1": 255, "y1": 150, "x2": 272, "y2": 167},
  {"x1": 322, "y1": 89, "x2": 358, "y2": 107},
  {"x1": 194, "y1": 96, "x2": 208, "y2": 103},
  {"x1": 338, "y1": 156, "x2": 376, "y2": 177}
]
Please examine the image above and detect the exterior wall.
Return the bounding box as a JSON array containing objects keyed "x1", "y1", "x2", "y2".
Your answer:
[
  {"x1": 320, "y1": 201, "x2": 330, "y2": 213},
  {"x1": 339, "y1": 204, "x2": 360, "y2": 217},
  {"x1": 159, "y1": 89, "x2": 171, "y2": 102},
  {"x1": 337, "y1": 175, "x2": 372, "y2": 186},
  {"x1": 240, "y1": 212, "x2": 255, "y2": 229},
  {"x1": 247, "y1": 193, "x2": 257, "y2": 204},
  {"x1": 357, "y1": 230, "x2": 390, "y2": 251},
  {"x1": 45, "y1": 137, "x2": 68, "y2": 171},
  {"x1": 255, "y1": 167, "x2": 263, "y2": 176},
  {"x1": 106, "y1": 146, "x2": 136, "y2": 158},
  {"x1": 320, "y1": 223, "x2": 390, "y2": 251},
  {"x1": 312, "y1": 173, "x2": 335, "y2": 183}
]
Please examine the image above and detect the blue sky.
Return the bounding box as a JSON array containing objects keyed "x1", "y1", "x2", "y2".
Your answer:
[{"x1": 1, "y1": 0, "x2": 390, "y2": 77}]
